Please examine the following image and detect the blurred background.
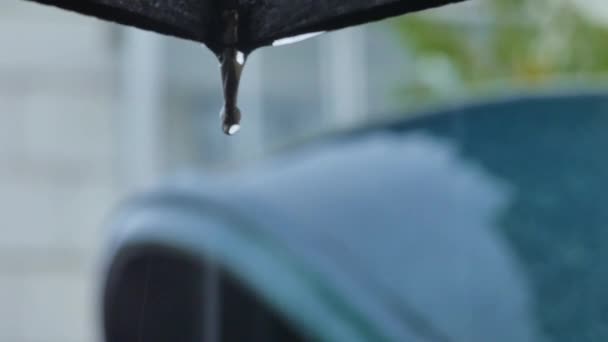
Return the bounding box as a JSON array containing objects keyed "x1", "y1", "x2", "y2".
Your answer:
[{"x1": 0, "y1": 0, "x2": 607, "y2": 341}]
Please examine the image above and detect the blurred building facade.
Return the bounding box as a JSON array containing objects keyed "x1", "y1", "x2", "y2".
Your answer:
[{"x1": 0, "y1": 2, "x2": 120, "y2": 341}]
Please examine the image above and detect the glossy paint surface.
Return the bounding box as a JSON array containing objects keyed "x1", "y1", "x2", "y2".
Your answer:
[{"x1": 105, "y1": 93, "x2": 608, "y2": 341}]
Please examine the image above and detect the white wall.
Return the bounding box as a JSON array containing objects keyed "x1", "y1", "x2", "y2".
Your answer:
[{"x1": 0, "y1": 2, "x2": 121, "y2": 341}]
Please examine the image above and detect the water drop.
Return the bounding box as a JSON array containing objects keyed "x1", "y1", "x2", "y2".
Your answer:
[
  {"x1": 236, "y1": 51, "x2": 246, "y2": 65},
  {"x1": 217, "y1": 7, "x2": 245, "y2": 136},
  {"x1": 227, "y1": 124, "x2": 241, "y2": 135},
  {"x1": 272, "y1": 31, "x2": 326, "y2": 46},
  {"x1": 220, "y1": 103, "x2": 242, "y2": 136},
  {"x1": 218, "y1": 48, "x2": 245, "y2": 136}
]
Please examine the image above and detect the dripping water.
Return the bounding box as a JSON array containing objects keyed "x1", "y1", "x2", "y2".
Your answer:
[
  {"x1": 215, "y1": 11, "x2": 325, "y2": 135},
  {"x1": 137, "y1": 261, "x2": 152, "y2": 342},
  {"x1": 218, "y1": 47, "x2": 247, "y2": 136},
  {"x1": 217, "y1": 7, "x2": 246, "y2": 136},
  {"x1": 203, "y1": 259, "x2": 221, "y2": 342}
]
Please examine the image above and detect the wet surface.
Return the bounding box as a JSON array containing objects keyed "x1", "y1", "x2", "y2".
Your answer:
[
  {"x1": 104, "y1": 93, "x2": 608, "y2": 341},
  {"x1": 27, "y1": 0, "x2": 465, "y2": 50},
  {"x1": 271, "y1": 32, "x2": 326, "y2": 46}
]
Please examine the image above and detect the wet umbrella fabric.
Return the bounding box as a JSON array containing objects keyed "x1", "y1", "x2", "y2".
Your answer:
[{"x1": 24, "y1": 0, "x2": 464, "y2": 52}]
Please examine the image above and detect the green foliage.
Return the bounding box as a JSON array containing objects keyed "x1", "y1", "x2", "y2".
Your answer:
[{"x1": 391, "y1": 0, "x2": 608, "y2": 106}]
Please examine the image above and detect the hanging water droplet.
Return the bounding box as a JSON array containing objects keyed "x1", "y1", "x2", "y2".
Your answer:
[
  {"x1": 217, "y1": 6, "x2": 246, "y2": 136},
  {"x1": 218, "y1": 48, "x2": 246, "y2": 136},
  {"x1": 236, "y1": 51, "x2": 246, "y2": 65},
  {"x1": 272, "y1": 31, "x2": 326, "y2": 46},
  {"x1": 227, "y1": 124, "x2": 241, "y2": 135},
  {"x1": 220, "y1": 104, "x2": 242, "y2": 135}
]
